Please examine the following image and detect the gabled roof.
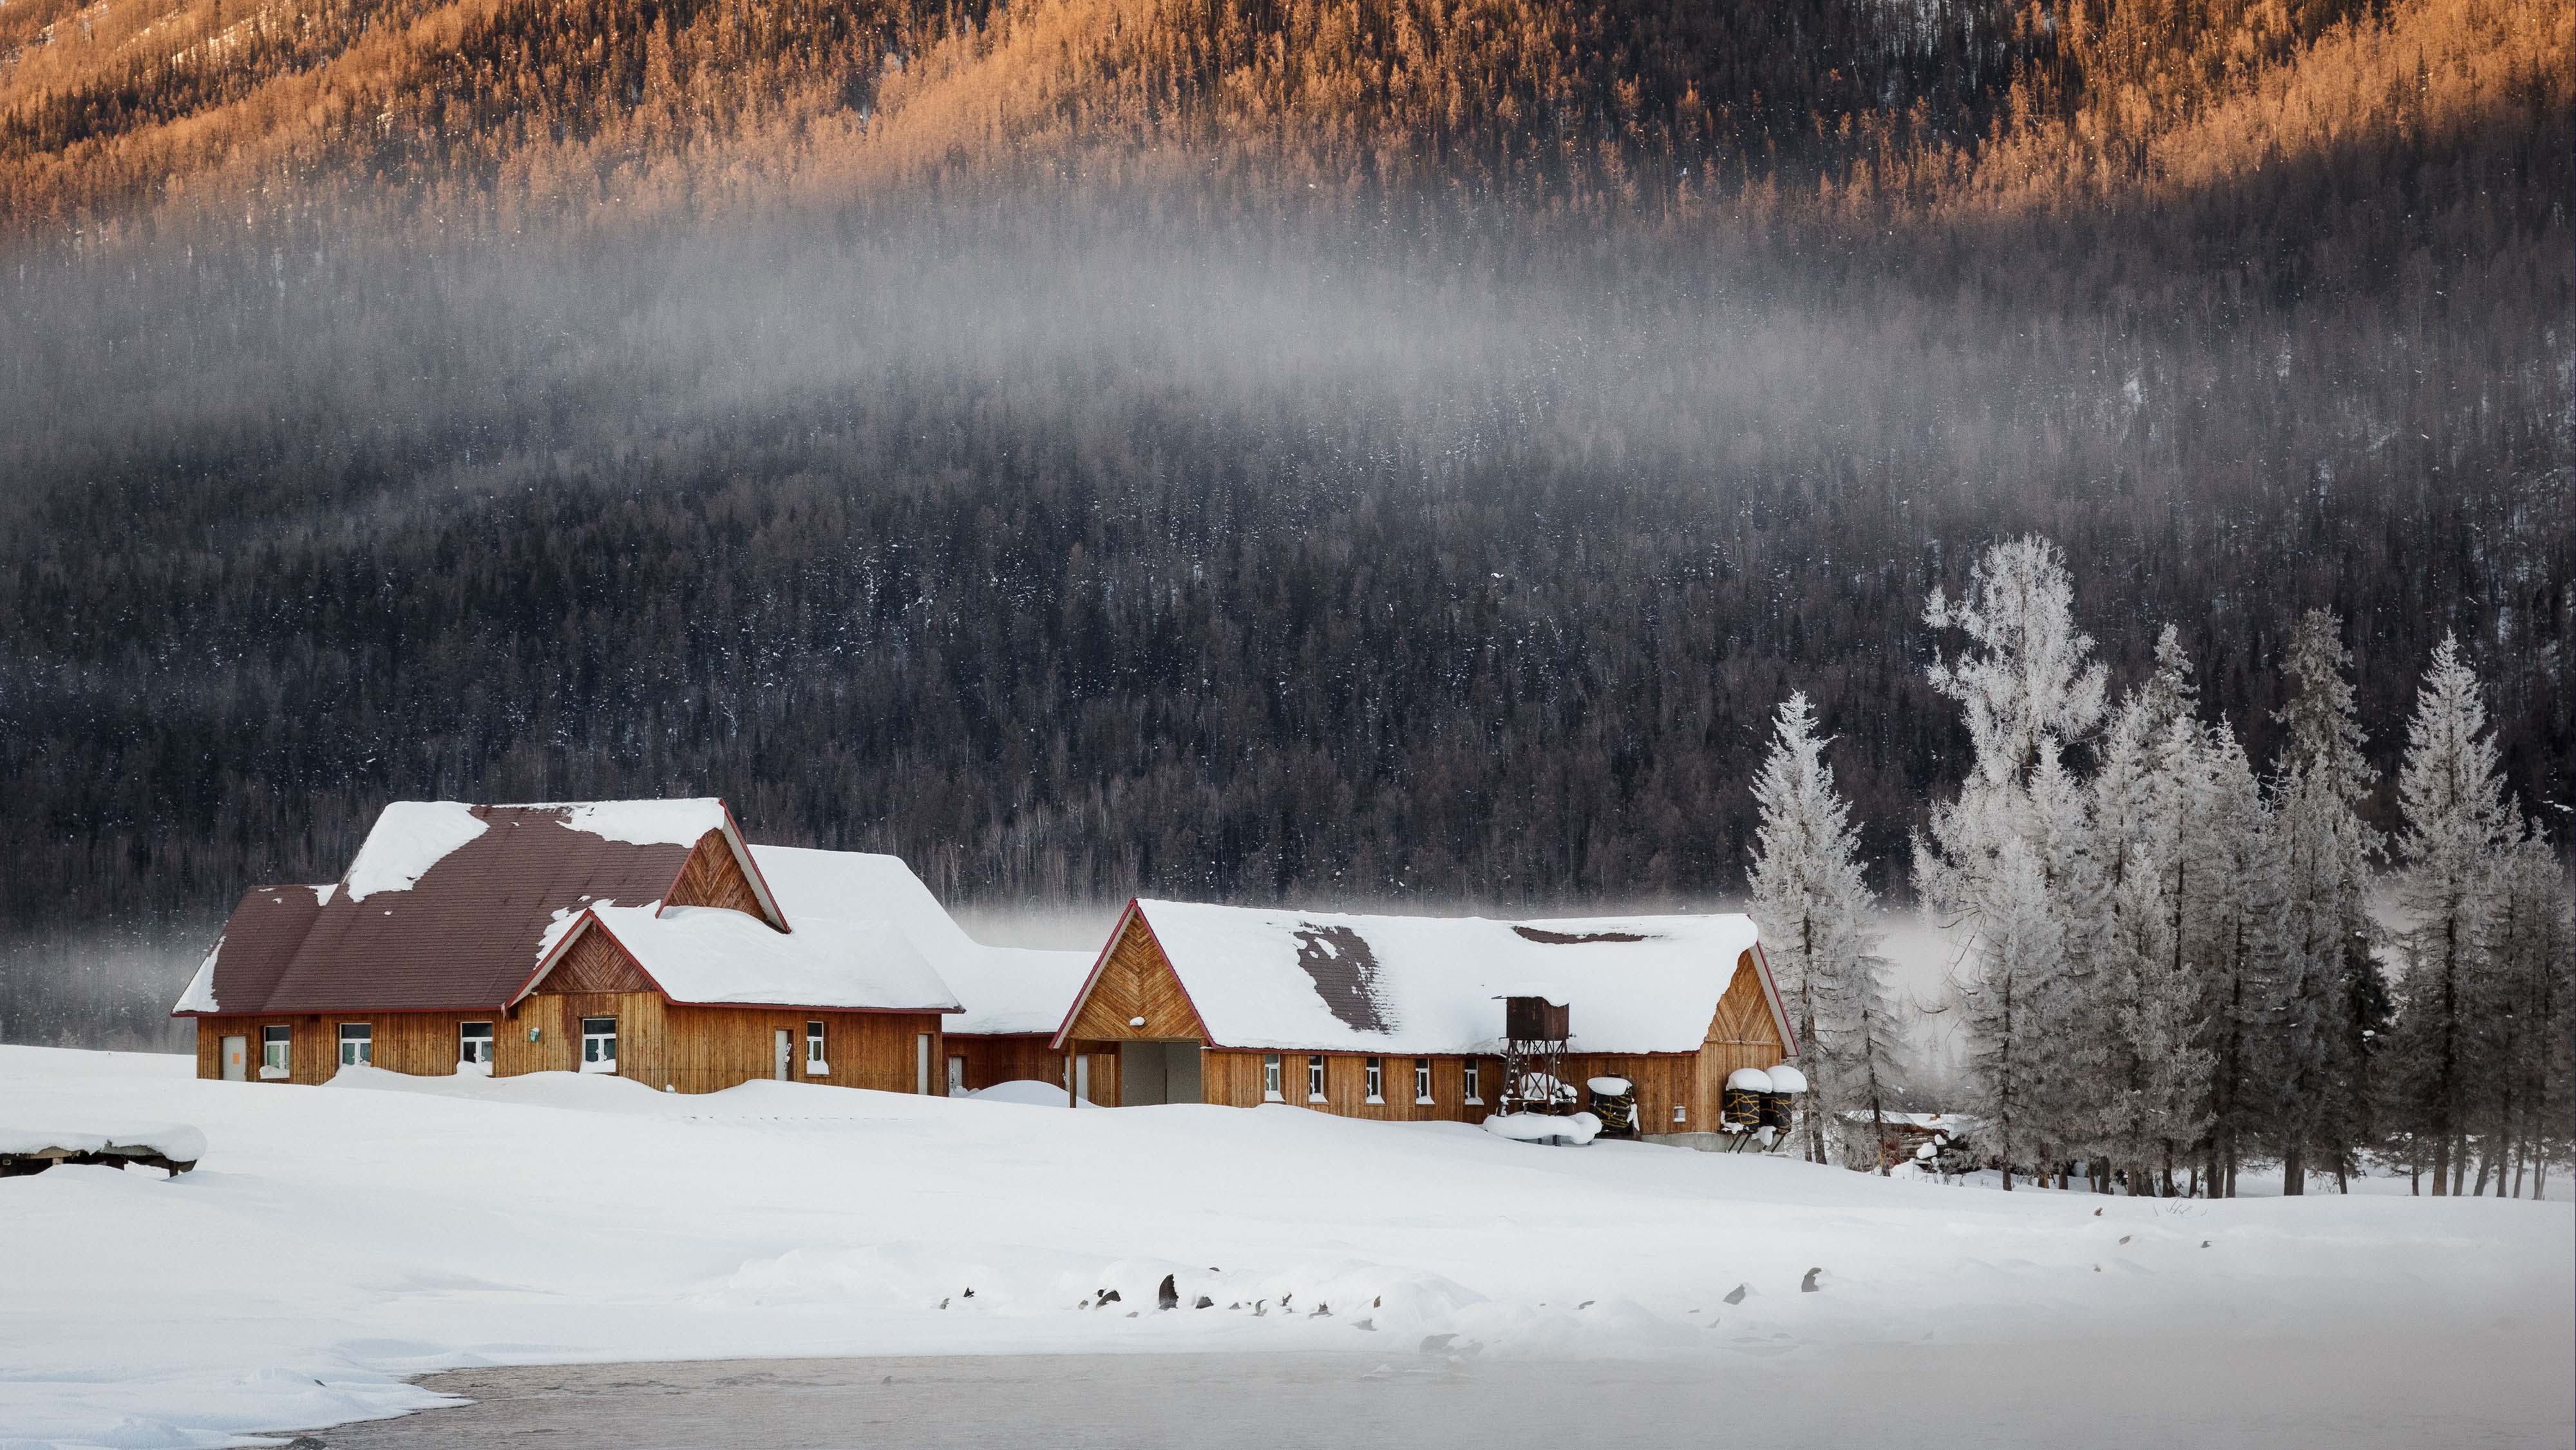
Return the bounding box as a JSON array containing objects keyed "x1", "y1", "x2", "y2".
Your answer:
[
  {"x1": 525, "y1": 905, "x2": 961, "y2": 1013},
  {"x1": 748, "y1": 845, "x2": 1094, "y2": 1035},
  {"x1": 175, "y1": 799, "x2": 777, "y2": 1015},
  {"x1": 1056, "y1": 899, "x2": 1776, "y2": 1056}
]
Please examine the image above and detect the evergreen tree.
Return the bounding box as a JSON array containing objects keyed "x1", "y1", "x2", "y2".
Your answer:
[
  {"x1": 2192, "y1": 721, "x2": 2278, "y2": 1197},
  {"x1": 2265, "y1": 609, "x2": 2387, "y2": 1194},
  {"x1": 2476, "y1": 826, "x2": 2576, "y2": 1197},
  {"x1": 1746, "y1": 692, "x2": 1900, "y2": 1169},
  {"x1": 1957, "y1": 836, "x2": 2060, "y2": 1190},
  {"x1": 2386, "y1": 634, "x2": 2513, "y2": 1196},
  {"x1": 1917, "y1": 537, "x2": 2107, "y2": 1189}
]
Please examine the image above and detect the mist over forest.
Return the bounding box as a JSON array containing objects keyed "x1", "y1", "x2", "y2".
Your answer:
[{"x1": 1, "y1": 0, "x2": 2566, "y2": 1048}]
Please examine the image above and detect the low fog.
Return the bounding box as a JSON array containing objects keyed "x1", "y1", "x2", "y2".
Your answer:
[{"x1": 3, "y1": 202, "x2": 2564, "y2": 1050}]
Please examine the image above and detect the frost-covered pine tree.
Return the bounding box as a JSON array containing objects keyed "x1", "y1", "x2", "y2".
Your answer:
[
  {"x1": 2265, "y1": 609, "x2": 2387, "y2": 1194},
  {"x1": 1958, "y1": 837, "x2": 2060, "y2": 1190},
  {"x1": 2387, "y1": 634, "x2": 2512, "y2": 1195},
  {"x1": 1916, "y1": 537, "x2": 2107, "y2": 1188},
  {"x1": 2473, "y1": 825, "x2": 2575, "y2": 1197},
  {"x1": 2190, "y1": 721, "x2": 2278, "y2": 1197},
  {"x1": 1747, "y1": 692, "x2": 1896, "y2": 1166},
  {"x1": 2081, "y1": 629, "x2": 2202, "y2": 1192}
]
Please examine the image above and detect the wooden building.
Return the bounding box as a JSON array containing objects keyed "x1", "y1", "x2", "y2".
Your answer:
[
  {"x1": 744, "y1": 844, "x2": 1095, "y2": 1096},
  {"x1": 1048, "y1": 899, "x2": 1797, "y2": 1132},
  {"x1": 176, "y1": 800, "x2": 960, "y2": 1094}
]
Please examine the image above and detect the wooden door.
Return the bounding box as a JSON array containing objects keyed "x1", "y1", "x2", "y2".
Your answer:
[{"x1": 220, "y1": 1035, "x2": 247, "y2": 1082}]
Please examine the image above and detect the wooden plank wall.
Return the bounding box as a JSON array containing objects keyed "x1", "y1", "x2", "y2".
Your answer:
[
  {"x1": 191, "y1": 1001, "x2": 945, "y2": 1096},
  {"x1": 193, "y1": 1010, "x2": 505, "y2": 1084},
  {"x1": 1689, "y1": 949, "x2": 1791, "y2": 1127},
  {"x1": 1560, "y1": 1052, "x2": 1700, "y2": 1133},
  {"x1": 948, "y1": 1035, "x2": 1065, "y2": 1093},
  {"x1": 1200, "y1": 1048, "x2": 1504, "y2": 1122}
]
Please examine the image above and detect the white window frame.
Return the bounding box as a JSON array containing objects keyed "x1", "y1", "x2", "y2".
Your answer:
[
  {"x1": 1414, "y1": 1057, "x2": 1434, "y2": 1105},
  {"x1": 1673, "y1": 1103, "x2": 1689, "y2": 1125},
  {"x1": 337, "y1": 1022, "x2": 371, "y2": 1067},
  {"x1": 1364, "y1": 1056, "x2": 1384, "y2": 1104},
  {"x1": 458, "y1": 1021, "x2": 494, "y2": 1073},
  {"x1": 1263, "y1": 1053, "x2": 1283, "y2": 1102},
  {"x1": 1307, "y1": 1056, "x2": 1327, "y2": 1103},
  {"x1": 805, "y1": 1020, "x2": 829, "y2": 1076},
  {"x1": 580, "y1": 1016, "x2": 618, "y2": 1073},
  {"x1": 261, "y1": 1024, "x2": 292, "y2": 1079},
  {"x1": 1463, "y1": 1060, "x2": 1482, "y2": 1105}
]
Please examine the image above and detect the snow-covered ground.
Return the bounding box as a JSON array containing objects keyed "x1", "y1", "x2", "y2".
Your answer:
[{"x1": 3, "y1": 1045, "x2": 2570, "y2": 1448}]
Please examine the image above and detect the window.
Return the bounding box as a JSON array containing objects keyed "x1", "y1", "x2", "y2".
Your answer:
[
  {"x1": 337, "y1": 1022, "x2": 371, "y2": 1067},
  {"x1": 1463, "y1": 1060, "x2": 1482, "y2": 1105},
  {"x1": 1307, "y1": 1056, "x2": 1327, "y2": 1102},
  {"x1": 1673, "y1": 1104, "x2": 1689, "y2": 1124},
  {"x1": 1365, "y1": 1056, "x2": 1385, "y2": 1103},
  {"x1": 261, "y1": 1024, "x2": 291, "y2": 1078},
  {"x1": 916, "y1": 1033, "x2": 933, "y2": 1094},
  {"x1": 1263, "y1": 1053, "x2": 1283, "y2": 1102},
  {"x1": 806, "y1": 1020, "x2": 829, "y2": 1075},
  {"x1": 459, "y1": 1022, "x2": 494, "y2": 1069},
  {"x1": 581, "y1": 1016, "x2": 618, "y2": 1073},
  {"x1": 1414, "y1": 1058, "x2": 1434, "y2": 1104}
]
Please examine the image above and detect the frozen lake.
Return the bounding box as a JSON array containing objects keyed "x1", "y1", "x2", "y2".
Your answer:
[{"x1": 302, "y1": 1336, "x2": 2574, "y2": 1448}]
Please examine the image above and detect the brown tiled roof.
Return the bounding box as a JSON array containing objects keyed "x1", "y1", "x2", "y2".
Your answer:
[
  {"x1": 179, "y1": 803, "x2": 727, "y2": 1015},
  {"x1": 184, "y1": 885, "x2": 328, "y2": 1014}
]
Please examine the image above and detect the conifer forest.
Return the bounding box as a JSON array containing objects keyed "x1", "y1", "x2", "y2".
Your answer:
[{"x1": 0, "y1": 0, "x2": 2567, "y2": 1194}]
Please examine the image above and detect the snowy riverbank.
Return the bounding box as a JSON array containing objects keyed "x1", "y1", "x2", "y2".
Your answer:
[{"x1": 3, "y1": 1045, "x2": 2568, "y2": 1447}]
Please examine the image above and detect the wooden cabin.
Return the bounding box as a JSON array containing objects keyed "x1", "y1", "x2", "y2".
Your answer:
[
  {"x1": 744, "y1": 844, "x2": 1095, "y2": 1095},
  {"x1": 175, "y1": 800, "x2": 960, "y2": 1094},
  {"x1": 1048, "y1": 899, "x2": 1797, "y2": 1134}
]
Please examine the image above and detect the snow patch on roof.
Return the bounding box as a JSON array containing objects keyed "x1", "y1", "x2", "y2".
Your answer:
[
  {"x1": 553, "y1": 799, "x2": 729, "y2": 848},
  {"x1": 591, "y1": 904, "x2": 960, "y2": 1012},
  {"x1": 173, "y1": 940, "x2": 222, "y2": 1013},
  {"x1": 343, "y1": 802, "x2": 490, "y2": 902},
  {"x1": 531, "y1": 901, "x2": 618, "y2": 969},
  {"x1": 1129, "y1": 901, "x2": 1761, "y2": 1054}
]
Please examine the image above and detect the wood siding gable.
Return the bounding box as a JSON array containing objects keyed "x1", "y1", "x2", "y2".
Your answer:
[
  {"x1": 527, "y1": 921, "x2": 658, "y2": 995},
  {"x1": 1056, "y1": 910, "x2": 1209, "y2": 1045},
  {"x1": 1705, "y1": 950, "x2": 1785, "y2": 1052},
  {"x1": 665, "y1": 828, "x2": 784, "y2": 928}
]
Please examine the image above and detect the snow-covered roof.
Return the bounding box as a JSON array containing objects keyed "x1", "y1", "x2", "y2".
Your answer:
[
  {"x1": 750, "y1": 846, "x2": 1094, "y2": 1035},
  {"x1": 173, "y1": 939, "x2": 225, "y2": 1014},
  {"x1": 562, "y1": 904, "x2": 960, "y2": 1013},
  {"x1": 1090, "y1": 900, "x2": 1766, "y2": 1055},
  {"x1": 175, "y1": 799, "x2": 781, "y2": 1016}
]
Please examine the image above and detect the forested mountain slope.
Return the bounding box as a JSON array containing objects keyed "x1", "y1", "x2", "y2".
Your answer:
[{"x1": 0, "y1": 0, "x2": 2566, "y2": 1045}]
